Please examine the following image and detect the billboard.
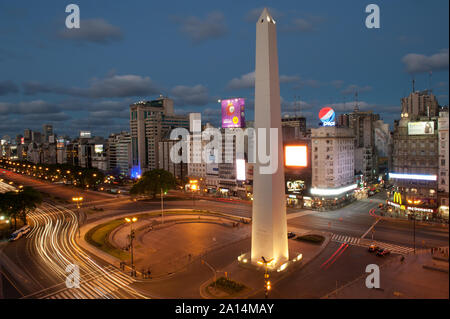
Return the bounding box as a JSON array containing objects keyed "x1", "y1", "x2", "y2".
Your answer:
[
  {"x1": 94, "y1": 144, "x2": 104, "y2": 154},
  {"x1": 80, "y1": 131, "x2": 92, "y2": 138},
  {"x1": 285, "y1": 145, "x2": 308, "y2": 167},
  {"x1": 319, "y1": 107, "x2": 335, "y2": 126},
  {"x1": 408, "y1": 121, "x2": 434, "y2": 135},
  {"x1": 286, "y1": 180, "x2": 305, "y2": 193},
  {"x1": 236, "y1": 159, "x2": 246, "y2": 181},
  {"x1": 221, "y1": 98, "x2": 245, "y2": 128}
]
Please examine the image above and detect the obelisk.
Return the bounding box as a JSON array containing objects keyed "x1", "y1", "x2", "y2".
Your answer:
[{"x1": 251, "y1": 8, "x2": 288, "y2": 267}]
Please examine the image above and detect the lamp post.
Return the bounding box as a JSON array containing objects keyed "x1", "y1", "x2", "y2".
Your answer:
[
  {"x1": 72, "y1": 196, "x2": 83, "y2": 238},
  {"x1": 260, "y1": 256, "x2": 273, "y2": 299},
  {"x1": 161, "y1": 188, "x2": 164, "y2": 224},
  {"x1": 125, "y1": 217, "x2": 138, "y2": 276}
]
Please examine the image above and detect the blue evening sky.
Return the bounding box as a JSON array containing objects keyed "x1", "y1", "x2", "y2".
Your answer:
[{"x1": 0, "y1": 0, "x2": 448, "y2": 138}]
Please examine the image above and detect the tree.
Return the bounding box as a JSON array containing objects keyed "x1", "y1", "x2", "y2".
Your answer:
[
  {"x1": 0, "y1": 187, "x2": 42, "y2": 229},
  {"x1": 0, "y1": 192, "x2": 20, "y2": 230},
  {"x1": 130, "y1": 169, "x2": 176, "y2": 199},
  {"x1": 18, "y1": 187, "x2": 42, "y2": 225}
]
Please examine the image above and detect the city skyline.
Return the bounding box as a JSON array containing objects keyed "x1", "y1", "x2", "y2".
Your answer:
[
  {"x1": 0, "y1": 4, "x2": 448, "y2": 304},
  {"x1": 1, "y1": 0, "x2": 449, "y2": 138}
]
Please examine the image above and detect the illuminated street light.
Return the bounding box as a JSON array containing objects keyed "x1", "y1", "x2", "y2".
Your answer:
[
  {"x1": 72, "y1": 196, "x2": 84, "y2": 237},
  {"x1": 125, "y1": 217, "x2": 138, "y2": 276}
]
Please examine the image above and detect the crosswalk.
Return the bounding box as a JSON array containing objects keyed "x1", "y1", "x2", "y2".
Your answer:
[
  {"x1": 331, "y1": 233, "x2": 416, "y2": 255},
  {"x1": 331, "y1": 234, "x2": 361, "y2": 245},
  {"x1": 45, "y1": 266, "x2": 136, "y2": 299}
]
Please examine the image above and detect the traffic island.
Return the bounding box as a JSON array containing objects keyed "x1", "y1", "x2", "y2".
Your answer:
[
  {"x1": 78, "y1": 209, "x2": 251, "y2": 280},
  {"x1": 201, "y1": 277, "x2": 250, "y2": 299},
  {"x1": 198, "y1": 232, "x2": 331, "y2": 299}
]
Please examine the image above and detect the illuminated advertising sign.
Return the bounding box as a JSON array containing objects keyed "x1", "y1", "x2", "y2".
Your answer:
[
  {"x1": 286, "y1": 180, "x2": 305, "y2": 193},
  {"x1": 393, "y1": 192, "x2": 402, "y2": 205},
  {"x1": 319, "y1": 107, "x2": 335, "y2": 126},
  {"x1": 285, "y1": 145, "x2": 307, "y2": 167},
  {"x1": 311, "y1": 184, "x2": 357, "y2": 196},
  {"x1": 94, "y1": 144, "x2": 104, "y2": 154},
  {"x1": 236, "y1": 159, "x2": 246, "y2": 181},
  {"x1": 80, "y1": 131, "x2": 92, "y2": 138},
  {"x1": 389, "y1": 173, "x2": 437, "y2": 181},
  {"x1": 21, "y1": 137, "x2": 24, "y2": 145},
  {"x1": 221, "y1": 98, "x2": 245, "y2": 128},
  {"x1": 408, "y1": 121, "x2": 434, "y2": 135}
]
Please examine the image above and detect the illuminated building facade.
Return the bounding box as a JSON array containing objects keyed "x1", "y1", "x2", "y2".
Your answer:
[{"x1": 311, "y1": 126, "x2": 356, "y2": 209}]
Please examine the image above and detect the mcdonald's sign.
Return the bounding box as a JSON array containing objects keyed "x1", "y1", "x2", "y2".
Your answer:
[{"x1": 393, "y1": 192, "x2": 402, "y2": 205}]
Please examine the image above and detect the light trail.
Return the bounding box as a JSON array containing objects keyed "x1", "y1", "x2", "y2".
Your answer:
[{"x1": 23, "y1": 202, "x2": 149, "y2": 299}]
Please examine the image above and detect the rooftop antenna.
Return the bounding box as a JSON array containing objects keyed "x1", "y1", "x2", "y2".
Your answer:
[
  {"x1": 412, "y1": 76, "x2": 415, "y2": 93},
  {"x1": 354, "y1": 91, "x2": 359, "y2": 112}
]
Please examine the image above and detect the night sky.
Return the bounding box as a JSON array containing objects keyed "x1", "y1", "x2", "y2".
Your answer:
[{"x1": 0, "y1": 0, "x2": 448, "y2": 139}]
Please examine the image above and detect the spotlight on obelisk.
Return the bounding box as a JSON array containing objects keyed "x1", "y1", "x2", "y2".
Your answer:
[{"x1": 250, "y1": 8, "x2": 289, "y2": 268}]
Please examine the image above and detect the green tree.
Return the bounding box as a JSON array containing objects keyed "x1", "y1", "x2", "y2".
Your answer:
[
  {"x1": 18, "y1": 187, "x2": 42, "y2": 225},
  {"x1": 130, "y1": 169, "x2": 176, "y2": 199},
  {"x1": 0, "y1": 187, "x2": 42, "y2": 229}
]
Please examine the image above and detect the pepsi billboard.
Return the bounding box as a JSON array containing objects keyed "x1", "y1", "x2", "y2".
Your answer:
[
  {"x1": 319, "y1": 107, "x2": 336, "y2": 126},
  {"x1": 221, "y1": 98, "x2": 245, "y2": 128}
]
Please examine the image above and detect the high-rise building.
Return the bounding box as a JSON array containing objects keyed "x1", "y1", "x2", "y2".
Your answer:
[
  {"x1": 130, "y1": 97, "x2": 189, "y2": 174},
  {"x1": 311, "y1": 126, "x2": 356, "y2": 208},
  {"x1": 438, "y1": 110, "x2": 449, "y2": 218},
  {"x1": 390, "y1": 91, "x2": 440, "y2": 220},
  {"x1": 31, "y1": 131, "x2": 42, "y2": 144},
  {"x1": 42, "y1": 124, "x2": 53, "y2": 142},
  {"x1": 281, "y1": 115, "x2": 307, "y2": 141},
  {"x1": 401, "y1": 90, "x2": 439, "y2": 119},
  {"x1": 338, "y1": 110, "x2": 380, "y2": 182},
  {"x1": 24, "y1": 129, "x2": 32, "y2": 144},
  {"x1": 108, "y1": 132, "x2": 131, "y2": 176}
]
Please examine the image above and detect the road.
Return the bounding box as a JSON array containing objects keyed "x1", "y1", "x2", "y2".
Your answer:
[
  {"x1": 0, "y1": 170, "x2": 448, "y2": 299},
  {"x1": 0, "y1": 202, "x2": 150, "y2": 299}
]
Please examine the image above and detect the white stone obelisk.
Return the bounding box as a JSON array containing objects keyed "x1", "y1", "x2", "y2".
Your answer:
[{"x1": 251, "y1": 8, "x2": 288, "y2": 267}]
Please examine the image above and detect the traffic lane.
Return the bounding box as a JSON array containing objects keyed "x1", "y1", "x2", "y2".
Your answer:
[
  {"x1": 250, "y1": 243, "x2": 390, "y2": 299},
  {"x1": 0, "y1": 170, "x2": 112, "y2": 203},
  {"x1": 1, "y1": 267, "x2": 23, "y2": 299},
  {"x1": 370, "y1": 219, "x2": 449, "y2": 248}
]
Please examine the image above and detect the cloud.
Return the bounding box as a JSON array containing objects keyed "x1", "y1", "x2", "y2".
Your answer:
[
  {"x1": 0, "y1": 80, "x2": 19, "y2": 95},
  {"x1": 58, "y1": 18, "x2": 123, "y2": 44},
  {"x1": 280, "y1": 16, "x2": 325, "y2": 33},
  {"x1": 171, "y1": 84, "x2": 211, "y2": 106},
  {"x1": 402, "y1": 49, "x2": 449, "y2": 74},
  {"x1": 331, "y1": 80, "x2": 345, "y2": 89},
  {"x1": 227, "y1": 71, "x2": 300, "y2": 90},
  {"x1": 227, "y1": 71, "x2": 255, "y2": 90},
  {"x1": 173, "y1": 12, "x2": 227, "y2": 44},
  {"x1": 280, "y1": 75, "x2": 301, "y2": 83},
  {"x1": 0, "y1": 100, "x2": 59, "y2": 115},
  {"x1": 245, "y1": 7, "x2": 283, "y2": 23},
  {"x1": 341, "y1": 84, "x2": 372, "y2": 95},
  {"x1": 23, "y1": 74, "x2": 161, "y2": 98}
]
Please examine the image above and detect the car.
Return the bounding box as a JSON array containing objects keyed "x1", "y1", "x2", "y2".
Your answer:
[
  {"x1": 287, "y1": 232, "x2": 296, "y2": 239},
  {"x1": 368, "y1": 244, "x2": 380, "y2": 252},
  {"x1": 376, "y1": 248, "x2": 391, "y2": 256}
]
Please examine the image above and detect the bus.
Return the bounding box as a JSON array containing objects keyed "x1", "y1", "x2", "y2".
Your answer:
[{"x1": 8, "y1": 225, "x2": 31, "y2": 242}]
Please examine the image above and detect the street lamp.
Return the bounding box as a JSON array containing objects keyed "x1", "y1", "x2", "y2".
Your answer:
[
  {"x1": 125, "y1": 217, "x2": 138, "y2": 277},
  {"x1": 260, "y1": 256, "x2": 273, "y2": 299},
  {"x1": 160, "y1": 188, "x2": 167, "y2": 224},
  {"x1": 72, "y1": 196, "x2": 83, "y2": 238}
]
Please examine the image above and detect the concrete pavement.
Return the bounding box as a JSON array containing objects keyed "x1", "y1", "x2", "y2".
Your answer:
[{"x1": 325, "y1": 251, "x2": 449, "y2": 299}]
